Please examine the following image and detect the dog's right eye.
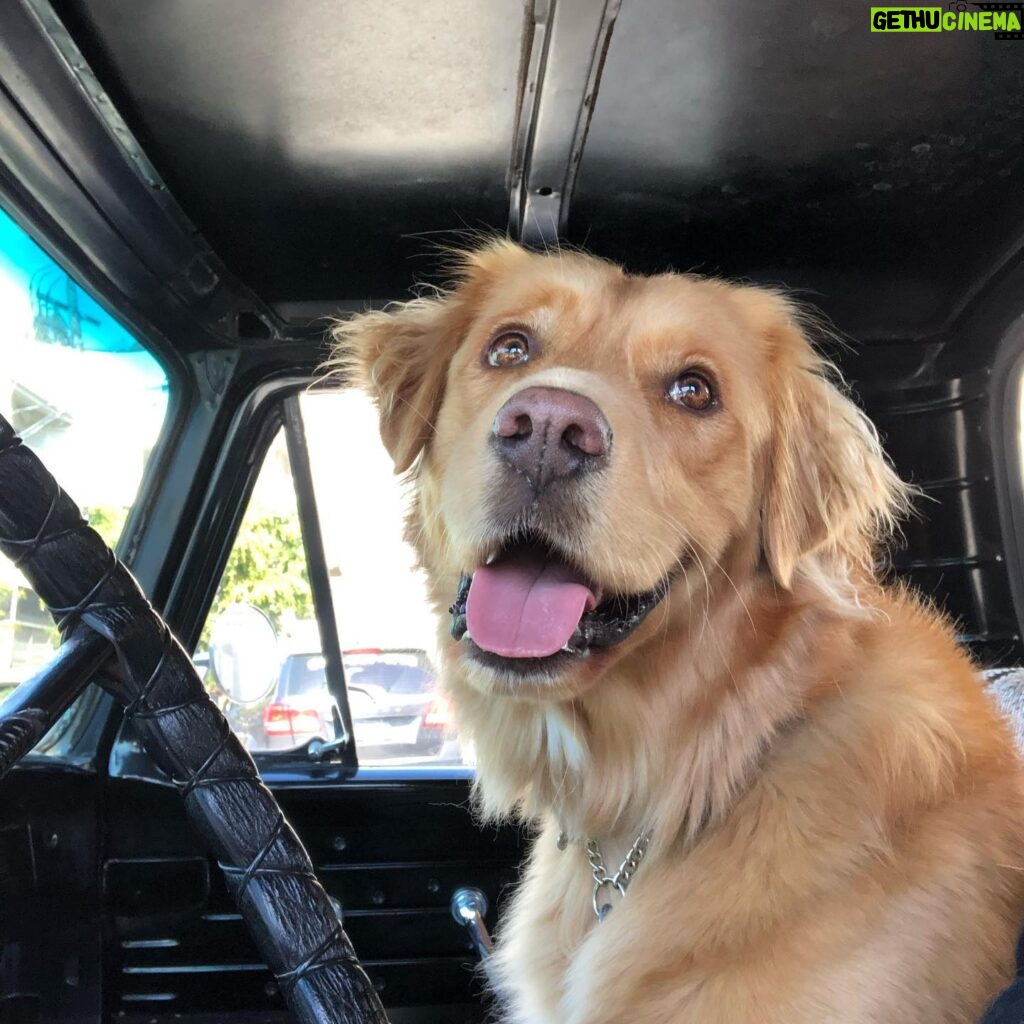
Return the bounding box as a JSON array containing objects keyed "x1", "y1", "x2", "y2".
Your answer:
[
  {"x1": 487, "y1": 332, "x2": 530, "y2": 368},
  {"x1": 668, "y1": 371, "x2": 715, "y2": 412}
]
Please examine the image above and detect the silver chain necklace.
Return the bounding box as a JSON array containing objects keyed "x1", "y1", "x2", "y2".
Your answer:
[{"x1": 558, "y1": 828, "x2": 652, "y2": 921}]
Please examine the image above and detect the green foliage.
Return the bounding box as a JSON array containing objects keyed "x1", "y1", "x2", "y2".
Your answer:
[
  {"x1": 203, "y1": 512, "x2": 311, "y2": 646},
  {"x1": 86, "y1": 505, "x2": 129, "y2": 548},
  {"x1": 1, "y1": 498, "x2": 308, "y2": 686},
  {"x1": 82, "y1": 502, "x2": 310, "y2": 639}
]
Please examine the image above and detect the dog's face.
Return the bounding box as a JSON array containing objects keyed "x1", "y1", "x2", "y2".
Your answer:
[{"x1": 336, "y1": 242, "x2": 904, "y2": 702}]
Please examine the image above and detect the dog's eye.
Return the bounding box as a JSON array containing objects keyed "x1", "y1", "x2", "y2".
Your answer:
[
  {"x1": 487, "y1": 332, "x2": 530, "y2": 368},
  {"x1": 668, "y1": 372, "x2": 715, "y2": 412}
]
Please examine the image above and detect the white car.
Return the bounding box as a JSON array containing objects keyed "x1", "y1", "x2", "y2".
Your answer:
[{"x1": 260, "y1": 648, "x2": 454, "y2": 760}]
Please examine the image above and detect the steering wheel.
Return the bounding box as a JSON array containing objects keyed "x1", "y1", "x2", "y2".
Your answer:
[{"x1": 0, "y1": 413, "x2": 389, "y2": 1024}]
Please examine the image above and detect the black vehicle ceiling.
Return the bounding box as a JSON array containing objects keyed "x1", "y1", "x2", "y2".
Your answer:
[
  {"x1": 51, "y1": 0, "x2": 1024, "y2": 340},
  {"x1": 2, "y1": 2, "x2": 1023, "y2": 662}
]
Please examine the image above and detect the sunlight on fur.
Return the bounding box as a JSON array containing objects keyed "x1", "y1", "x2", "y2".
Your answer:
[{"x1": 329, "y1": 240, "x2": 1024, "y2": 1024}]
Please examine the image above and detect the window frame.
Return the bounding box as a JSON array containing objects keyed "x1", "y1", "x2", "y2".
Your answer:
[
  {"x1": 136, "y1": 378, "x2": 364, "y2": 776},
  {"x1": 992, "y1": 315, "x2": 1024, "y2": 657},
  {"x1": 281, "y1": 394, "x2": 359, "y2": 768},
  {"x1": 0, "y1": 183, "x2": 469, "y2": 784},
  {"x1": 105, "y1": 377, "x2": 475, "y2": 785}
]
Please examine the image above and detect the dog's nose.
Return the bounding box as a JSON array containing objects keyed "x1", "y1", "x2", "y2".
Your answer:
[{"x1": 492, "y1": 387, "x2": 611, "y2": 485}]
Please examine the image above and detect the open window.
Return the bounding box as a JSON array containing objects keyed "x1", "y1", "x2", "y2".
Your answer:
[{"x1": 197, "y1": 389, "x2": 471, "y2": 772}]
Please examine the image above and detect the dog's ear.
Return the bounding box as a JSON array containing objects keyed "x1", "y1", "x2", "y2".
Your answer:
[
  {"x1": 759, "y1": 304, "x2": 912, "y2": 588},
  {"x1": 330, "y1": 240, "x2": 525, "y2": 473},
  {"x1": 331, "y1": 297, "x2": 460, "y2": 473}
]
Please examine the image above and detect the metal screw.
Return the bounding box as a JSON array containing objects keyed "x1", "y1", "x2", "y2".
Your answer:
[
  {"x1": 46, "y1": 832, "x2": 59, "y2": 849},
  {"x1": 371, "y1": 889, "x2": 385, "y2": 906},
  {"x1": 331, "y1": 835, "x2": 347, "y2": 853},
  {"x1": 426, "y1": 878, "x2": 440, "y2": 894}
]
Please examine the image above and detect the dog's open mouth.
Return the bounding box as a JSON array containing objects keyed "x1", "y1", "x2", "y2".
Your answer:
[{"x1": 449, "y1": 532, "x2": 671, "y2": 671}]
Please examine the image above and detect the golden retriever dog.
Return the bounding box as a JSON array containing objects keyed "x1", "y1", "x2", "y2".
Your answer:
[{"x1": 334, "y1": 241, "x2": 1024, "y2": 1023}]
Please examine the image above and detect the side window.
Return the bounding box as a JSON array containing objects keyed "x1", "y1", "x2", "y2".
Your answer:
[
  {"x1": 0, "y1": 207, "x2": 169, "y2": 749},
  {"x1": 197, "y1": 428, "x2": 315, "y2": 750},
  {"x1": 201, "y1": 391, "x2": 471, "y2": 769}
]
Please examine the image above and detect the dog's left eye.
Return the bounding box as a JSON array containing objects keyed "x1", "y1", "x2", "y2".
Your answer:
[
  {"x1": 668, "y1": 371, "x2": 715, "y2": 411},
  {"x1": 487, "y1": 332, "x2": 530, "y2": 368}
]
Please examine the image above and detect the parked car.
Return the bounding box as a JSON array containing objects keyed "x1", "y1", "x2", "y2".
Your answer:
[{"x1": 261, "y1": 648, "x2": 453, "y2": 758}]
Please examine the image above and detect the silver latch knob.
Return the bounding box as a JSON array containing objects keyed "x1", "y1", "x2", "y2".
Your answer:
[{"x1": 450, "y1": 886, "x2": 497, "y2": 985}]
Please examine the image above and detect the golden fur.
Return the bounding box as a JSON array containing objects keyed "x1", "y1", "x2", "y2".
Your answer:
[{"x1": 333, "y1": 241, "x2": 1024, "y2": 1023}]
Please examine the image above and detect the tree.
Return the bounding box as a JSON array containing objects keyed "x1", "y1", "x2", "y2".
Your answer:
[
  {"x1": 85, "y1": 502, "x2": 311, "y2": 645},
  {"x1": 201, "y1": 511, "x2": 311, "y2": 647}
]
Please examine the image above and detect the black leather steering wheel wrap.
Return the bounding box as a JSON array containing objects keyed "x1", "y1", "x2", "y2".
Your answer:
[{"x1": 0, "y1": 414, "x2": 389, "y2": 1024}]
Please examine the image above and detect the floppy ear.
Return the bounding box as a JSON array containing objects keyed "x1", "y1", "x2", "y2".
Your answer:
[
  {"x1": 761, "y1": 313, "x2": 912, "y2": 588},
  {"x1": 330, "y1": 298, "x2": 462, "y2": 473},
  {"x1": 329, "y1": 240, "x2": 525, "y2": 473}
]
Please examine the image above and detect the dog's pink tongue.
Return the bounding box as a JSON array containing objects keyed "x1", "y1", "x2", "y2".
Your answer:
[{"x1": 466, "y1": 554, "x2": 596, "y2": 658}]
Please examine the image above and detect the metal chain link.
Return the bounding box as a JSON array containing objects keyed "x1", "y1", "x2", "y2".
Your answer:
[{"x1": 584, "y1": 828, "x2": 651, "y2": 921}]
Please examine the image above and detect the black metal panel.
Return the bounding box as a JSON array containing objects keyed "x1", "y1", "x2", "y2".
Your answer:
[
  {"x1": 103, "y1": 777, "x2": 526, "y2": 1020},
  {"x1": 0, "y1": 768, "x2": 104, "y2": 1022},
  {"x1": 0, "y1": 0, "x2": 288, "y2": 353},
  {"x1": 53, "y1": 0, "x2": 526, "y2": 304},
  {"x1": 569, "y1": 0, "x2": 1024, "y2": 337},
  {"x1": 859, "y1": 368, "x2": 1023, "y2": 664}
]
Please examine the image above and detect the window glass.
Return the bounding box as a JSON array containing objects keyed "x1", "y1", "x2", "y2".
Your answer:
[
  {"x1": 305, "y1": 389, "x2": 466, "y2": 766},
  {"x1": 202, "y1": 391, "x2": 472, "y2": 769},
  {"x1": 198, "y1": 428, "x2": 316, "y2": 750},
  {"x1": 0, "y1": 207, "x2": 169, "y2": 744}
]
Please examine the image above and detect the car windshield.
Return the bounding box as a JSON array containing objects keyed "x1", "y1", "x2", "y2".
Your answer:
[{"x1": 0, "y1": 207, "x2": 168, "y2": 746}]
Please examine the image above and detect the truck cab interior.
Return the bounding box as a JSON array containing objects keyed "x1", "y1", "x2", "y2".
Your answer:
[{"x1": 1, "y1": 2, "x2": 1024, "y2": 1022}]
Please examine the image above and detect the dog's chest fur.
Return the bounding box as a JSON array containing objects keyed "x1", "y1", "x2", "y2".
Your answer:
[{"x1": 493, "y1": 825, "x2": 638, "y2": 1024}]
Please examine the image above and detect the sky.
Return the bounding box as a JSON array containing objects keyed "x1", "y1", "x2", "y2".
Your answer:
[
  {"x1": 304, "y1": 390, "x2": 437, "y2": 655},
  {"x1": 0, "y1": 207, "x2": 168, "y2": 504},
  {"x1": 0, "y1": 207, "x2": 169, "y2": 593}
]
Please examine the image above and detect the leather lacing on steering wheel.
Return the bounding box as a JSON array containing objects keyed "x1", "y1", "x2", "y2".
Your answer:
[
  {"x1": 119, "y1": 622, "x2": 356, "y2": 998},
  {"x1": 0, "y1": 415, "x2": 390, "y2": 1023}
]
